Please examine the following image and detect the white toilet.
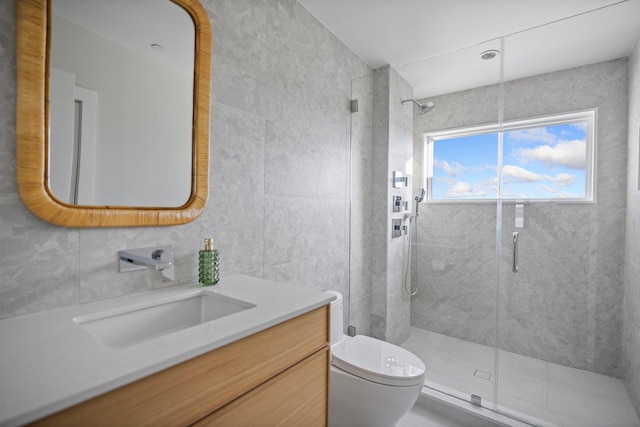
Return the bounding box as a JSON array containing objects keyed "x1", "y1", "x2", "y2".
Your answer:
[{"x1": 327, "y1": 291, "x2": 426, "y2": 427}]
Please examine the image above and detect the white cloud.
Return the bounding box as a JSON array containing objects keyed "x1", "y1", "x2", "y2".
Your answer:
[
  {"x1": 569, "y1": 122, "x2": 587, "y2": 132},
  {"x1": 435, "y1": 177, "x2": 459, "y2": 186},
  {"x1": 516, "y1": 139, "x2": 586, "y2": 169},
  {"x1": 469, "y1": 163, "x2": 497, "y2": 173},
  {"x1": 479, "y1": 176, "x2": 499, "y2": 194},
  {"x1": 506, "y1": 127, "x2": 557, "y2": 144},
  {"x1": 502, "y1": 165, "x2": 544, "y2": 183},
  {"x1": 445, "y1": 181, "x2": 487, "y2": 198},
  {"x1": 434, "y1": 159, "x2": 465, "y2": 176},
  {"x1": 544, "y1": 173, "x2": 576, "y2": 187}
]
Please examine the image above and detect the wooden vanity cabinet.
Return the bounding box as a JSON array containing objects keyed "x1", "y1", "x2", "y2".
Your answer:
[{"x1": 31, "y1": 306, "x2": 329, "y2": 427}]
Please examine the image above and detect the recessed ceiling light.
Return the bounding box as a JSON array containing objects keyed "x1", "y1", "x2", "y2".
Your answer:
[
  {"x1": 480, "y1": 49, "x2": 500, "y2": 60},
  {"x1": 151, "y1": 43, "x2": 165, "y2": 52}
]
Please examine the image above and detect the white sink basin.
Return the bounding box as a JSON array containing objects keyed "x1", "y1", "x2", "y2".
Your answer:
[{"x1": 74, "y1": 290, "x2": 256, "y2": 349}]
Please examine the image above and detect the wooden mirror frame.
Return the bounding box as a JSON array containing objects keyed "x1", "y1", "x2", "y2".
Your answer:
[{"x1": 15, "y1": 0, "x2": 211, "y2": 227}]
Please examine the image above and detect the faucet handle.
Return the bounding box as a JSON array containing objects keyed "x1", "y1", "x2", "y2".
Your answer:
[
  {"x1": 152, "y1": 249, "x2": 170, "y2": 262},
  {"x1": 153, "y1": 249, "x2": 175, "y2": 282}
]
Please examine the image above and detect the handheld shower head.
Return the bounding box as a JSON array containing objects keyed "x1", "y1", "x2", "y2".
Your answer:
[
  {"x1": 414, "y1": 187, "x2": 426, "y2": 216},
  {"x1": 401, "y1": 98, "x2": 434, "y2": 115}
]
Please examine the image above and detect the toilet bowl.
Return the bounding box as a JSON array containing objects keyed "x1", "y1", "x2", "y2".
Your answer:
[{"x1": 326, "y1": 291, "x2": 425, "y2": 427}]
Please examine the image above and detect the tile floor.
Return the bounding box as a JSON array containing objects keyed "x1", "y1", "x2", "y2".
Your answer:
[
  {"x1": 397, "y1": 401, "x2": 491, "y2": 427},
  {"x1": 400, "y1": 327, "x2": 640, "y2": 427}
]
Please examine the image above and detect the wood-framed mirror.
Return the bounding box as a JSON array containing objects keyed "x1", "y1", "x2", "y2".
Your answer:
[{"x1": 15, "y1": 0, "x2": 211, "y2": 227}]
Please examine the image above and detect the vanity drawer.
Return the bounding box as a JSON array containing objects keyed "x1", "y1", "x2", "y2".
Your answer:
[
  {"x1": 194, "y1": 348, "x2": 329, "y2": 426},
  {"x1": 31, "y1": 305, "x2": 329, "y2": 426}
]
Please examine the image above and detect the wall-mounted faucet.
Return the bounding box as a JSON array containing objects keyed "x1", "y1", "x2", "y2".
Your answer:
[{"x1": 119, "y1": 245, "x2": 175, "y2": 282}]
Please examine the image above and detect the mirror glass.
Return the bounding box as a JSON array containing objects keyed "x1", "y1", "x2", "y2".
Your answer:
[{"x1": 49, "y1": 0, "x2": 194, "y2": 207}]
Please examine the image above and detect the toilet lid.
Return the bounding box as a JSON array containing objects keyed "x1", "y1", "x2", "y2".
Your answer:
[{"x1": 331, "y1": 335, "x2": 425, "y2": 387}]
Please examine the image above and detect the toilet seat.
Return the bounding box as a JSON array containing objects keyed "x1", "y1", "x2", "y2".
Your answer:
[{"x1": 331, "y1": 335, "x2": 425, "y2": 387}]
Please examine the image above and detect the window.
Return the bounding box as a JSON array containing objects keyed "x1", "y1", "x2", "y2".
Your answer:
[{"x1": 424, "y1": 110, "x2": 595, "y2": 202}]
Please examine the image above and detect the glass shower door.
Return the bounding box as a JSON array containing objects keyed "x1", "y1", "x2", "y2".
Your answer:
[
  {"x1": 404, "y1": 3, "x2": 639, "y2": 424},
  {"x1": 348, "y1": 74, "x2": 374, "y2": 337},
  {"x1": 495, "y1": 8, "x2": 636, "y2": 424},
  {"x1": 404, "y1": 39, "x2": 503, "y2": 411}
]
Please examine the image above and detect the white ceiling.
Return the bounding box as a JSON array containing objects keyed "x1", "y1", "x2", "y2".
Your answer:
[
  {"x1": 297, "y1": 0, "x2": 640, "y2": 98},
  {"x1": 52, "y1": 0, "x2": 194, "y2": 73}
]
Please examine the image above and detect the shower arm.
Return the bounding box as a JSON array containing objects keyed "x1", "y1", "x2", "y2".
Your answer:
[
  {"x1": 401, "y1": 98, "x2": 434, "y2": 115},
  {"x1": 401, "y1": 98, "x2": 422, "y2": 108}
]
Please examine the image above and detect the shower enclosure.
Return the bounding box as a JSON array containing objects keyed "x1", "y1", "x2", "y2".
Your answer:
[{"x1": 349, "y1": 3, "x2": 639, "y2": 425}]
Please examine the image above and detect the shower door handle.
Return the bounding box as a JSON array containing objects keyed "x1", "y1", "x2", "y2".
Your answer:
[{"x1": 512, "y1": 232, "x2": 519, "y2": 273}]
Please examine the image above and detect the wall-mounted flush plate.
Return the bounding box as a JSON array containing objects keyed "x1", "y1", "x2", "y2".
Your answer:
[
  {"x1": 393, "y1": 171, "x2": 407, "y2": 188},
  {"x1": 393, "y1": 196, "x2": 403, "y2": 212},
  {"x1": 392, "y1": 218, "x2": 402, "y2": 238}
]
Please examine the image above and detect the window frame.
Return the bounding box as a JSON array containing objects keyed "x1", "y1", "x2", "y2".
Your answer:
[{"x1": 423, "y1": 109, "x2": 597, "y2": 204}]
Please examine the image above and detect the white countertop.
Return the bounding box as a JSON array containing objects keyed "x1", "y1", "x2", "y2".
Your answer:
[{"x1": 0, "y1": 275, "x2": 334, "y2": 427}]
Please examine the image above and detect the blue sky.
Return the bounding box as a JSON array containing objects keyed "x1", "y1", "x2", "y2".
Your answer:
[{"x1": 430, "y1": 122, "x2": 588, "y2": 200}]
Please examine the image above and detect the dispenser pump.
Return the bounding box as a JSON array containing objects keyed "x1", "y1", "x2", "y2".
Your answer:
[{"x1": 204, "y1": 238, "x2": 214, "y2": 251}]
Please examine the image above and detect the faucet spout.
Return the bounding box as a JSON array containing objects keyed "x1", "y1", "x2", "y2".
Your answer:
[
  {"x1": 119, "y1": 245, "x2": 175, "y2": 283},
  {"x1": 119, "y1": 250, "x2": 172, "y2": 270}
]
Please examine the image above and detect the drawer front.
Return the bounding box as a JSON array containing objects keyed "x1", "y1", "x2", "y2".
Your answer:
[
  {"x1": 194, "y1": 348, "x2": 329, "y2": 427},
  {"x1": 32, "y1": 306, "x2": 329, "y2": 427}
]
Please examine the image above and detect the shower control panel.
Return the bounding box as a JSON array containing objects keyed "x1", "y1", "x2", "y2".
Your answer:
[
  {"x1": 392, "y1": 196, "x2": 410, "y2": 212},
  {"x1": 393, "y1": 196, "x2": 402, "y2": 212},
  {"x1": 392, "y1": 218, "x2": 403, "y2": 238}
]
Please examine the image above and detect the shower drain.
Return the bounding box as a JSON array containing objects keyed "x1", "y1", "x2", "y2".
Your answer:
[{"x1": 474, "y1": 369, "x2": 492, "y2": 380}]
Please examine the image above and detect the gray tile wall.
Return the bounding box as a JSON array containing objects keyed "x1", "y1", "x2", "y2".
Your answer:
[
  {"x1": 371, "y1": 66, "x2": 413, "y2": 345},
  {"x1": 624, "y1": 37, "x2": 640, "y2": 414},
  {"x1": 0, "y1": 0, "x2": 371, "y2": 320},
  {"x1": 412, "y1": 58, "x2": 629, "y2": 377},
  {"x1": 371, "y1": 67, "x2": 390, "y2": 340}
]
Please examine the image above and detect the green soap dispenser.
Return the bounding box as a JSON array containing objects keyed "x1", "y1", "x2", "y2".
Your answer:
[{"x1": 199, "y1": 238, "x2": 219, "y2": 286}]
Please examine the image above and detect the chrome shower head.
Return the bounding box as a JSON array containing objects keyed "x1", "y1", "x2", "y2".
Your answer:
[
  {"x1": 401, "y1": 98, "x2": 434, "y2": 115},
  {"x1": 417, "y1": 102, "x2": 434, "y2": 115}
]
